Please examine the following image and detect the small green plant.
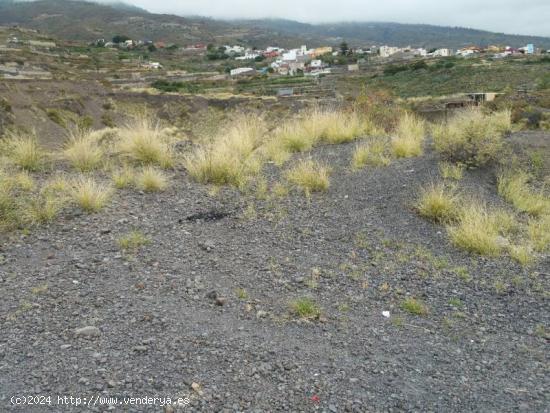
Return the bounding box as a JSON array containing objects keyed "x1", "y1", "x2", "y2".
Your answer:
[
  {"x1": 117, "y1": 230, "x2": 150, "y2": 251},
  {"x1": 401, "y1": 297, "x2": 429, "y2": 316},
  {"x1": 47, "y1": 109, "x2": 66, "y2": 127},
  {"x1": 286, "y1": 159, "x2": 330, "y2": 194},
  {"x1": 235, "y1": 288, "x2": 248, "y2": 300},
  {"x1": 448, "y1": 298, "x2": 463, "y2": 307},
  {"x1": 289, "y1": 297, "x2": 321, "y2": 319}
]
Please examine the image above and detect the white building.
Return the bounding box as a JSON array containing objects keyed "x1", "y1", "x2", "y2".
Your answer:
[
  {"x1": 434, "y1": 48, "x2": 453, "y2": 57},
  {"x1": 224, "y1": 45, "x2": 245, "y2": 55},
  {"x1": 379, "y1": 45, "x2": 400, "y2": 58},
  {"x1": 235, "y1": 50, "x2": 261, "y2": 60},
  {"x1": 230, "y1": 67, "x2": 256, "y2": 77},
  {"x1": 310, "y1": 59, "x2": 323, "y2": 68}
]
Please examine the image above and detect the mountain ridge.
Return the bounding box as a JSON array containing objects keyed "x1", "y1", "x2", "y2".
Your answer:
[{"x1": 0, "y1": 0, "x2": 549, "y2": 48}]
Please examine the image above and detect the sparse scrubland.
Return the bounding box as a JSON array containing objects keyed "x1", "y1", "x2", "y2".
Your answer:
[{"x1": 1, "y1": 90, "x2": 549, "y2": 412}]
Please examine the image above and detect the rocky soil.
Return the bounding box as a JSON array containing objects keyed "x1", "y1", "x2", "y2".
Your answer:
[{"x1": 0, "y1": 137, "x2": 549, "y2": 412}]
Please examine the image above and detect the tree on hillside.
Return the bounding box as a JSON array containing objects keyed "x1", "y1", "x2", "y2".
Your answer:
[
  {"x1": 112, "y1": 35, "x2": 130, "y2": 44},
  {"x1": 340, "y1": 41, "x2": 349, "y2": 56}
]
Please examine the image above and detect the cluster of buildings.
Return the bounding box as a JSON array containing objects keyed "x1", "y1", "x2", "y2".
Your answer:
[
  {"x1": 377, "y1": 43, "x2": 539, "y2": 59},
  {"x1": 228, "y1": 45, "x2": 336, "y2": 77}
]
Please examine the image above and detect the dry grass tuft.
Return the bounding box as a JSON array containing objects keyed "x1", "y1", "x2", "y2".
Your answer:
[
  {"x1": 24, "y1": 193, "x2": 63, "y2": 224},
  {"x1": 185, "y1": 115, "x2": 265, "y2": 187},
  {"x1": 497, "y1": 171, "x2": 550, "y2": 217},
  {"x1": 508, "y1": 245, "x2": 535, "y2": 267},
  {"x1": 136, "y1": 166, "x2": 168, "y2": 192},
  {"x1": 112, "y1": 165, "x2": 136, "y2": 189},
  {"x1": 70, "y1": 176, "x2": 112, "y2": 213},
  {"x1": 63, "y1": 130, "x2": 103, "y2": 172},
  {"x1": 117, "y1": 118, "x2": 175, "y2": 168},
  {"x1": 286, "y1": 159, "x2": 330, "y2": 194},
  {"x1": 391, "y1": 112, "x2": 425, "y2": 158},
  {"x1": 439, "y1": 162, "x2": 464, "y2": 180},
  {"x1": 528, "y1": 215, "x2": 550, "y2": 252},
  {"x1": 433, "y1": 108, "x2": 511, "y2": 165},
  {"x1": 352, "y1": 138, "x2": 391, "y2": 169},
  {"x1": 3, "y1": 131, "x2": 46, "y2": 171},
  {"x1": 416, "y1": 183, "x2": 459, "y2": 223},
  {"x1": 446, "y1": 201, "x2": 506, "y2": 256}
]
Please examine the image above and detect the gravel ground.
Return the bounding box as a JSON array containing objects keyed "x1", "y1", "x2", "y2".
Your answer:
[{"x1": 0, "y1": 139, "x2": 548, "y2": 412}]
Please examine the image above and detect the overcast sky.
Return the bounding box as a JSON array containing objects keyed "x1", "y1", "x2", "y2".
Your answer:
[{"x1": 119, "y1": 0, "x2": 550, "y2": 37}]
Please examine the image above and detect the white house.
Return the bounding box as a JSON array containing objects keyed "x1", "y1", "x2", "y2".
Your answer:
[
  {"x1": 230, "y1": 67, "x2": 256, "y2": 77},
  {"x1": 379, "y1": 45, "x2": 400, "y2": 58},
  {"x1": 224, "y1": 45, "x2": 245, "y2": 55},
  {"x1": 434, "y1": 48, "x2": 453, "y2": 57},
  {"x1": 235, "y1": 50, "x2": 261, "y2": 60},
  {"x1": 282, "y1": 49, "x2": 298, "y2": 61},
  {"x1": 310, "y1": 59, "x2": 323, "y2": 68}
]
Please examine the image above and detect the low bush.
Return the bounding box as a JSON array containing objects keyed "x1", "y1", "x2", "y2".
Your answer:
[{"x1": 433, "y1": 108, "x2": 511, "y2": 165}]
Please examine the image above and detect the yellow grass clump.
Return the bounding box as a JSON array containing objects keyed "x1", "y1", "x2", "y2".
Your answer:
[
  {"x1": 446, "y1": 201, "x2": 507, "y2": 256},
  {"x1": 3, "y1": 131, "x2": 46, "y2": 171},
  {"x1": 439, "y1": 162, "x2": 464, "y2": 180},
  {"x1": 24, "y1": 193, "x2": 64, "y2": 224},
  {"x1": 391, "y1": 112, "x2": 425, "y2": 158},
  {"x1": 63, "y1": 131, "x2": 104, "y2": 172},
  {"x1": 433, "y1": 108, "x2": 511, "y2": 165},
  {"x1": 528, "y1": 215, "x2": 550, "y2": 252},
  {"x1": 70, "y1": 176, "x2": 112, "y2": 213},
  {"x1": 112, "y1": 165, "x2": 136, "y2": 189},
  {"x1": 352, "y1": 138, "x2": 391, "y2": 169},
  {"x1": 286, "y1": 159, "x2": 330, "y2": 194},
  {"x1": 185, "y1": 115, "x2": 266, "y2": 187},
  {"x1": 117, "y1": 118, "x2": 175, "y2": 168},
  {"x1": 136, "y1": 166, "x2": 168, "y2": 192},
  {"x1": 416, "y1": 183, "x2": 459, "y2": 223},
  {"x1": 497, "y1": 171, "x2": 550, "y2": 217}
]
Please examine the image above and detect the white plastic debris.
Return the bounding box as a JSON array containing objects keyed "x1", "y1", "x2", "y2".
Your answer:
[{"x1": 382, "y1": 311, "x2": 391, "y2": 318}]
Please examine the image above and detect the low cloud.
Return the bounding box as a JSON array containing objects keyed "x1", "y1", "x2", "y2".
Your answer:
[{"x1": 125, "y1": 0, "x2": 549, "y2": 37}]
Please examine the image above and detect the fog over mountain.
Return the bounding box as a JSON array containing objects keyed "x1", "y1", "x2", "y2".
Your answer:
[{"x1": 118, "y1": 0, "x2": 550, "y2": 37}]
